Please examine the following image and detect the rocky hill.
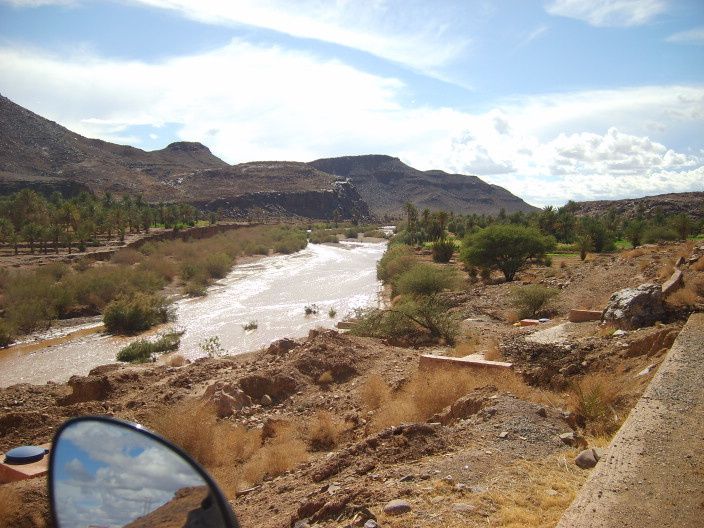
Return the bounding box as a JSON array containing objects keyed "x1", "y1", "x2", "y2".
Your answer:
[
  {"x1": 309, "y1": 154, "x2": 538, "y2": 217},
  {"x1": 0, "y1": 95, "x2": 535, "y2": 219},
  {"x1": 573, "y1": 192, "x2": 704, "y2": 221}
]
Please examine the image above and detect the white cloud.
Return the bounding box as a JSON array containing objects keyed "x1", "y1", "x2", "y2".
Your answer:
[
  {"x1": 124, "y1": 0, "x2": 470, "y2": 78},
  {"x1": 0, "y1": 43, "x2": 701, "y2": 207},
  {"x1": 545, "y1": 0, "x2": 667, "y2": 27},
  {"x1": 666, "y1": 26, "x2": 704, "y2": 45}
]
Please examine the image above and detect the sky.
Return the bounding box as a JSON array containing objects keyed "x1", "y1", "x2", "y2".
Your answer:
[{"x1": 0, "y1": 0, "x2": 702, "y2": 206}]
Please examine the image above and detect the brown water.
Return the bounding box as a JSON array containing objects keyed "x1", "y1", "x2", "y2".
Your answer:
[{"x1": 0, "y1": 241, "x2": 385, "y2": 387}]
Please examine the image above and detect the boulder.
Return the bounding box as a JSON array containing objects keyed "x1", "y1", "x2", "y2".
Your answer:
[
  {"x1": 202, "y1": 381, "x2": 252, "y2": 417},
  {"x1": 430, "y1": 390, "x2": 490, "y2": 425},
  {"x1": 602, "y1": 283, "x2": 665, "y2": 330},
  {"x1": 58, "y1": 375, "x2": 114, "y2": 405},
  {"x1": 266, "y1": 338, "x2": 297, "y2": 355}
]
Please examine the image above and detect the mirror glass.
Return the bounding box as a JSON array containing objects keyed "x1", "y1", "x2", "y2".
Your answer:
[{"x1": 51, "y1": 419, "x2": 227, "y2": 528}]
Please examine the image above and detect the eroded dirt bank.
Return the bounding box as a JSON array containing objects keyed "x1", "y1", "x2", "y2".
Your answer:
[{"x1": 0, "y1": 240, "x2": 702, "y2": 528}]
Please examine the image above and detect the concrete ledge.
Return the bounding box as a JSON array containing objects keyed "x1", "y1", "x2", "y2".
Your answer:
[
  {"x1": 419, "y1": 354, "x2": 513, "y2": 370},
  {"x1": 557, "y1": 313, "x2": 704, "y2": 528}
]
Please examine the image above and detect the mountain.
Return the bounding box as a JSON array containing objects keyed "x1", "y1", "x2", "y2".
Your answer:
[
  {"x1": 573, "y1": 192, "x2": 704, "y2": 221},
  {"x1": 308, "y1": 154, "x2": 537, "y2": 217},
  {"x1": 0, "y1": 95, "x2": 535, "y2": 219}
]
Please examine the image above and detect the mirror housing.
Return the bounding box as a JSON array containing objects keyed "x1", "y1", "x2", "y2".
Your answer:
[{"x1": 48, "y1": 416, "x2": 239, "y2": 528}]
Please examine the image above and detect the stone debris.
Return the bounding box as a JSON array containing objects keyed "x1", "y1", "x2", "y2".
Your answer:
[
  {"x1": 661, "y1": 269, "x2": 684, "y2": 296},
  {"x1": 568, "y1": 309, "x2": 604, "y2": 323},
  {"x1": 202, "y1": 381, "x2": 252, "y2": 418},
  {"x1": 575, "y1": 448, "x2": 603, "y2": 469}
]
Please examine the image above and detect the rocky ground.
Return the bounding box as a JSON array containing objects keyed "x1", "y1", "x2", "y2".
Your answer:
[{"x1": 0, "y1": 240, "x2": 702, "y2": 528}]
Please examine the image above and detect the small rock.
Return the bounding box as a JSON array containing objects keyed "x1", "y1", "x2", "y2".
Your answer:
[
  {"x1": 399, "y1": 475, "x2": 414, "y2": 482},
  {"x1": 637, "y1": 364, "x2": 656, "y2": 377},
  {"x1": 261, "y1": 394, "x2": 273, "y2": 407},
  {"x1": 363, "y1": 521, "x2": 379, "y2": 528},
  {"x1": 293, "y1": 520, "x2": 311, "y2": 528},
  {"x1": 498, "y1": 431, "x2": 509, "y2": 439},
  {"x1": 536, "y1": 407, "x2": 548, "y2": 418},
  {"x1": 383, "y1": 499, "x2": 412, "y2": 516},
  {"x1": 559, "y1": 432, "x2": 576, "y2": 445},
  {"x1": 575, "y1": 448, "x2": 603, "y2": 469},
  {"x1": 452, "y1": 503, "x2": 475, "y2": 513},
  {"x1": 612, "y1": 329, "x2": 627, "y2": 337}
]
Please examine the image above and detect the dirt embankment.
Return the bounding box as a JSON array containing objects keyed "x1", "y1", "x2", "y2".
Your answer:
[{"x1": 0, "y1": 240, "x2": 702, "y2": 528}]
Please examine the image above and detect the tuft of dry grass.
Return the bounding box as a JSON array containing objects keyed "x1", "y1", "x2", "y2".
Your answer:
[
  {"x1": 657, "y1": 262, "x2": 675, "y2": 281},
  {"x1": 622, "y1": 248, "x2": 646, "y2": 259},
  {"x1": 111, "y1": 248, "x2": 144, "y2": 265},
  {"x1": 317, "y1": 370, "x2": 334, "y2": 386},
  {"x1": 307, "y1": 411, "x2": 346, "y2": 451},
  {"x1": 568, "y1": 373, "x2": 624, "y2": 436},
  {"x1": 666, "y1": 286, "x2": 700, "y2": 308},
  {"x1": 0, "y1": 485, "x2": 20, "y2": 528},
  {"x1": 692, "y1": 256, "x2": 704, "y2": 272},
  {"x1": 370, "y1": 367, "x2": 555, "y2": 431},
  {"x1": 166, "y1": 353, "x2": 187, "y2": 367},
  {"x1": 360, "y1": 373, "x2": 391, "y2": 411}
]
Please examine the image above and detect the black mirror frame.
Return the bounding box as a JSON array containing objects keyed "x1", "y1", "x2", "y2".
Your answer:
[{"x1": 48, "y1": 415, "x2": 239, "y2": 528}]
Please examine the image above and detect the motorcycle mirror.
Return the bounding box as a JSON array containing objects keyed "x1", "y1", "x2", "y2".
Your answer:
[{"x1": 48, "y1": 416, "x2": 239, "y2": 528}]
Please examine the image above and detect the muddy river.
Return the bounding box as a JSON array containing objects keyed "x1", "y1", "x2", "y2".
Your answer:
[{"x1": 0, "y1": 241, "x2": 386, "y2": 387}]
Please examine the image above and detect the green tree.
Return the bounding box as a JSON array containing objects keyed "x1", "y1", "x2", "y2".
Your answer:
[
  {"x1": 21, "y1": 222, "x2": 43, "y2": 254},
  {"x1": 669, "y1": 213, "x2": 693, "y2": 241},
  {"x1": 575, "y1": 234, "x2": 594, "y2": 261},
  {"x1": 624, "y1": 219, "x2": 645, "y2": 248},
  {"x1": 460, "y1": 224, "x2": 555, "y2": 282}
]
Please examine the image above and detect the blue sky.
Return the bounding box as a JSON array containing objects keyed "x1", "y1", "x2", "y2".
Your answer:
[{"x1": 0, "y1": 0, "x2": 702, "y2": 206}]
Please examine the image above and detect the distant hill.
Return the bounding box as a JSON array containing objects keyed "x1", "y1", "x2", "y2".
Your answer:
[
  {"x1": 573, "y1": 192, "x2": 704, "y2": 221},
  {"x1": 0, "y1": 95, "x2": 536, "y2": 219},
  {"x1": 309, "y1": 154, "x2": 537, "y2": 217}
]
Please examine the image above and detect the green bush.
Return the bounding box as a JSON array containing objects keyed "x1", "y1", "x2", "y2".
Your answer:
[
  {"x1": 103, "y1": 293, "x2": 172, "y2": 335},
  {"x1": 460, "y1": 224, "x2": 556, "y2": 282},
  {"x1": 377, "y1": 245, "x2": 417, "y2": 283},
  {"x1": 309, "y1": 230, "x2": 339, "y2": 244},
  {"x1": 345, "y1": 228, "x2": 359, "y2": 239},
  {"x1": 511, "y1": 285, "x2": 559, "y2": 319},
  {"x1": 0, "y1": 320, "x2": 14, "y2": 347},
  {"x1": 431, "y1": 239, "x2": 455, "y2": 263},
  {"x1": 204, "y1": 252, "x2": 231, "y2": 279},
  {"x1": 642, "y1": 225, "x2": 679, "y2": 244},
  {"x1": 351, "y1": 296, "x2": 459, "y2": 345},
  {"x1": 394, "y1": 264, "x2": 461, "y2": 297},
  {"x1": 116, "y1": 332, "x2": 181, "y2": 363}
]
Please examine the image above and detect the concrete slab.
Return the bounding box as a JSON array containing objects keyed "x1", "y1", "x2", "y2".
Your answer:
[
  {"x1": 519, "y1": 319, "x2": 540, "y2": 326},
  {"x1": 419, "y1": 354, "x2": 513, "y2": 371},
  {"x1": 0, "y1": 443, "x2": 51, "y2": 483},
  {"x1": 661, "y1": 269, "x2": 683, "y2": 296},
  {"x1": 557, "y1": 313, "x2": 704, "y2": 528},
  {"x1": 525, "y1": 322, "x2": 573, "y2": 345},
  {"x1": 569, "y1": 309, "x2": 603, "y2": 323}
]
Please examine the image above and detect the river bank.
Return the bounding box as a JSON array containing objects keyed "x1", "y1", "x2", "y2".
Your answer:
[{"x1": 0, "y1": 241, "x2": 385, "y2": 387}]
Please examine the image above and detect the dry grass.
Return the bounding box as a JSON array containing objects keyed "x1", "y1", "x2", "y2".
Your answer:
[
  {"x1": 317, "y1": 370, "x2": 334, "y2": 386},
  {"x1": 657, "y1": 262, "x2": 675, "y2": 281},
  {"x1": 370, "y1": 367, "x2": 555, "y2": 431},
  {"x1": 166, "y1": 353, "x2": 187, "y2": 367},
  {"x1": 622, "y1": 247, "x2": 646, "y2": 259},
  {"x1": 111, "y1": 248, "x2": 144, "y2": 265},
  {"x1": 666, "y1": 286, "x2": 700, "y2": 308},
  {"x1": 690, "y1": 275, "x2": 704, "y2": 295},
  {"x1": 568, "y1": 373, "x2": 624, "y2": 436},
  {"x1": 0, "y1": 485, "x2": 20, "y2": 528},
  {"x1": 486, "y1": 455, "x2": 587, "y2": 528},
  {"x1": 307, "y1": 411, "x2": 347, "y2": 451},
  {"x1": 360, "y1": 373, "x2": 391, "y2": 411},
  {"x1": 149, "y1": 401, "x2": 308, "y2": 497},
  {"x1": 692, "y1": 256, "x2": 704, "y2": 272}
]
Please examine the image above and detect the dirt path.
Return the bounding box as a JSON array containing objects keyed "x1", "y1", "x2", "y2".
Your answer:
[{"x1": 557, "y1": 312, "x2": 704, "y2": 527}]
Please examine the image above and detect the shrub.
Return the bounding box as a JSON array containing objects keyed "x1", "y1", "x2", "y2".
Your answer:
[
  {"x1": 317, "y1": 370, "x2": 334, "y2": 386},
  {"x1": 111, "y1": 249, "x2": 144, "y2": 265},
  {"x1": 328, "y1": 307, "x2": 337, "y2": 318},
  {"x1": 431, "y1": 239, "x2": 455, "y2": 263},
  {"x1": 103, "y1": 293, "x2": 171, "y2": 335},
  {"x1": 642, "y1": 225, "x2": 678, "y2": 244},
  {"x1": 116, "y1": 332, "x2": 181, "y2": 363},
  {"x1": 345, "y1": 228, "x2": 359, "y2": 238},
  {"x1": 204, "y1": 252, "x2": 231, "y2": 279},
  {"x1": 307, "y1": 411, "x2": 345, "y2": 451},
  {"x1": 309, "y1": 230, "x2": 339, "y2": 244},
  {"x1": 376, "y1": 244, "x2": 417, "y2": 283},
  {"x1": 200, "y1": 336, "x2": 225, "y2": 357},
  {"x1": 304, "y1": 304, "x2": 319, "y2": 315},
  {"x1": 666, "y1": 286, "x2": 700, "y2": 308},
  {"x1": 394, "y1": 263, "x2": 460, "y2": 297},
  {"x1": 511, "y1": 285, "x2": 559, "y2": 319},
  {"x1": 0, "y1": 320, "x2": 14, "y2": 347},
  {"x1": 243, "y1": 321, "x2": 258, "y2": 331},
  {"x1": 461, "y1": 224, "x2": 556, "y2": 282}
]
